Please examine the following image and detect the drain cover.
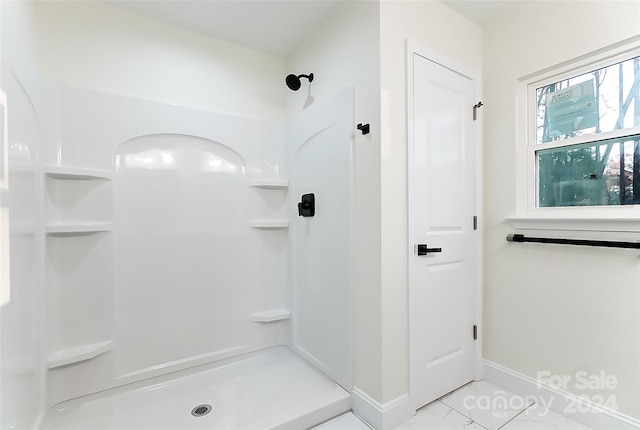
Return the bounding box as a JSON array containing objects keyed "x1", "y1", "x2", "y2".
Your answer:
[{"x1": 191, "y1": 404, "x2": 212, "y2": 417}]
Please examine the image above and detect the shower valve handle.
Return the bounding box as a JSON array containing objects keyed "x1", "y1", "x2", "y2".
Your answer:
[{"x1": 298, "y1": 193, "x2": 315, "y2": 217}]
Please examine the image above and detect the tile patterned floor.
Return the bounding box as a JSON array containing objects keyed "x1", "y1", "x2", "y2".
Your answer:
[{"x1": 313, "y1": 381, "x2": 592, "y2": 430}]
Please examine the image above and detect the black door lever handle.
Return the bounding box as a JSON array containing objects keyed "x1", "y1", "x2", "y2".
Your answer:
[{"x1": 416, "y1": 244, "x2": 442, "y2": 255}]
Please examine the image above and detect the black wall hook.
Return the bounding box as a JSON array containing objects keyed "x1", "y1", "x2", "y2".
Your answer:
[{"x1": 357, "y1": 123, "x2": 370, "y2": 135}]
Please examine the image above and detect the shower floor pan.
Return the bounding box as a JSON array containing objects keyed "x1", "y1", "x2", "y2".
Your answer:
[{"x1": 44, "y1": 346, "x2": 351, "y2": 430}]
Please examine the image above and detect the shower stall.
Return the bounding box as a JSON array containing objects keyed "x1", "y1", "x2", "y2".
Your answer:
[{"x1": 0, "y1": 3, "x2": 357, "y2": 428}]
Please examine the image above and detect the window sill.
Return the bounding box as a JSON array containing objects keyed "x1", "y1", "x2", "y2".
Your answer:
[{"x1": 506, "y1": 216, "x2": 640, "y2": 233}]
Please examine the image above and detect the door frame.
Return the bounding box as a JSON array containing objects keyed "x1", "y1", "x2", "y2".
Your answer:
[{"x1": 406, "y1": 39, "x2": 484, "y2": 412}]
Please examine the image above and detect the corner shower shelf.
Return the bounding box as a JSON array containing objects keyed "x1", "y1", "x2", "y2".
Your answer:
[
  {"x1": 250, "y1": 309, "x2": 291, "y2": 322},
  {"x1": 45, "y1": 166, "x2": 112, "y2": 180},
  {"x1": 46, "y1": 222, "x2": 113, "y2": 235},
  {"x1": 249, "y1": 220, "x2": 289, "y2": 229},
  {"x1": 249, "y1": 179, "x2": 289, "y2": 190},
  {"x1": 47, "y1": 340, "x2": 114, "y2": 369}
]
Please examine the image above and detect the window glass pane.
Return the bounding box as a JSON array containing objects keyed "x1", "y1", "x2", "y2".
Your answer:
[
  {"x1": 535, "y1": 56, "x2": 640, "y2": 144},
  {"x1": 537, "y1": 135, "x2": 640, "y2": 207}
]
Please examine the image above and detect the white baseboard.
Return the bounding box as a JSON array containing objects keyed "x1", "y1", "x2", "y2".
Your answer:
[
  {"x1": 351, "y1": 387, "x2": 413, "y2": 430},
  {"x1": 483, "y1": 360, "x2": 640, "y2": 430}
]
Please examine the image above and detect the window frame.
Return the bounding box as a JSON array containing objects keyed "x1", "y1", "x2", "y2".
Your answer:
[{"x1": 511, "y1": 40, "x2": 640, "y2": 233}]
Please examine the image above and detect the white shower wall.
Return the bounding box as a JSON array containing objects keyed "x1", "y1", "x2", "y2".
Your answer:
[
  {"x1": 0, "y1": 55, "x2": 45, "y2": 430},
  {"x1": 18, "y1": 2, "x2": 291, "y2": 407},
  {"x1": 1, "y1": 2, "x2": 49, "y2": 427},
  {"x1": 288, "y1": 88, "x2": 354, "y2": 390},
  {"x1": 46, "y1": 86, "x2": 290, "y2": 405}
]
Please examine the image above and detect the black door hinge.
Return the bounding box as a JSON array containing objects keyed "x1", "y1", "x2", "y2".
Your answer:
[
  {"x1": 473, "y1": 325, "x2": 478, "y2": 340},
  {"x1": 473, "y1": 216, "x2": 478, "y2": 231}
]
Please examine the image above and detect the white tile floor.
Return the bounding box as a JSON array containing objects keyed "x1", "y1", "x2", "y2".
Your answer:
[{"x1": 314, "y1": 381, "x2": 592, "y2": 430}]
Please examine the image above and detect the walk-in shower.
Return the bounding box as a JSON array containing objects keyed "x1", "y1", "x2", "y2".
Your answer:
[
  {"x1": 2, "y1": 46, "x2": 354, "y2": 428},
  {"x1": 1, "y1": 0, "x2": 358, "y2": 426}
]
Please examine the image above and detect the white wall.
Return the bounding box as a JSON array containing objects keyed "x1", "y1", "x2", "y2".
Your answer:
[
  {"x1": 286, "y1": 0, "x2": 384, "y2": 402},
  {"x1": 0, "y1": 2, "x2": 47, "y2": 428},
  {"x1": 379, "y1": 0, "x2": 482, "y2": 404},
  {"x1": 484, "y1": 1, "x2": 640, "y2": 420},
  {"x1": 29, "y1": 1, "x2": 286, "y2": 121}
]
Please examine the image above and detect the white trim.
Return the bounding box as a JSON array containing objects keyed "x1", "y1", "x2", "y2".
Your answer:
[
  {"x1": 472, "y1": 51, "x2": 485, "y2": 384},
  {"x1": 351, "y1": 387, "x2": 412, "y2": 430},
  {"x1": 532, "y1": 128, "x2": 640, "y2": 152},
  {"x1": 524, "y1": 43, "x2": 640, "y2": 89},
  {"x1": 406, "y1": 40, "x2": 481, "y2": 85},
  {"x1": 519, "y1": 35, "x2": 640, "y2": 83},
  {"x1": 506, "y1": 216, "x2": 640, "y2": 233},
  {"x1": 483, "y1": 360, "x2": 640, "y2": 430}
]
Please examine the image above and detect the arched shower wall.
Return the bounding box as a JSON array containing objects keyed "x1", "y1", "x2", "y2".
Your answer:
[
  {"x1": 114, "y1": 133, "x2": 275, "y2": 377},
  {"x1": 1, "y1": 54, "x2": 47, "y2": 428}
]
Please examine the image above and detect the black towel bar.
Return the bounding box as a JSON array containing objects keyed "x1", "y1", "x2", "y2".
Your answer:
[{"x1": 506, "y1": 234, "x2": 640, "y2": 250}]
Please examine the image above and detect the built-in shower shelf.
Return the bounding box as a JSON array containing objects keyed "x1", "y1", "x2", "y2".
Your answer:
[
  {"x1": 249, "y1": 179, "x2": 289, "y2": 190},
  {"x1": 48, "y1": 340, "x2": 114, "y2": 369},
  {"x1": 46, "y1": 222, "x2": 113, "y2": 235},
  {"x1": 250, "y1": 309, "x2": 291, "y2": 322},
  {"x1": 249, "y1": 220, "x2": 289, "y2": 229},
  {"x1": 46, "y1": 166, "x2": 113, "y2": 180}
]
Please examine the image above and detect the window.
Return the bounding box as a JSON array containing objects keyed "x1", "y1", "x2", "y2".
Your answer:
[{"x1": 530, "y1": 53, "x2": 640, "y2": 209}]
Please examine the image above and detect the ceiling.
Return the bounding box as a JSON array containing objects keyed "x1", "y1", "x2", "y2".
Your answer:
[
  {"x1": 441, "y1": 0, "x2": 523, "y2": 25},
  {"x1": 107, "y1": 0, "x2": 521, "y2": 58},
  {"x1": 106, "y1": 0, "x2": 341, "y2": 57}
]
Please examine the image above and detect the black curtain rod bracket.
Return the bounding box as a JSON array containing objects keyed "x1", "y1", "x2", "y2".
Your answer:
[{"x1": 506, "y1": 234, "x2": 640, "y2": 250}]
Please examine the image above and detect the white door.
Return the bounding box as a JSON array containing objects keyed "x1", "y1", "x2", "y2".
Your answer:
[{"x1": 408, "y1": 53, "x2": 477, "y2": 409}]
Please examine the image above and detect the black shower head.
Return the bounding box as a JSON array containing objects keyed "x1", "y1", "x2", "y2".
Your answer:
[{"x1": 286, "y1": 73, "x2": 314, "y2": 91}]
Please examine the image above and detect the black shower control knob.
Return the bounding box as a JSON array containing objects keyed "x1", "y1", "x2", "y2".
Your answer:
[{"x1": 298, "y1": 193, "x2": 315, "y2": 217}]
